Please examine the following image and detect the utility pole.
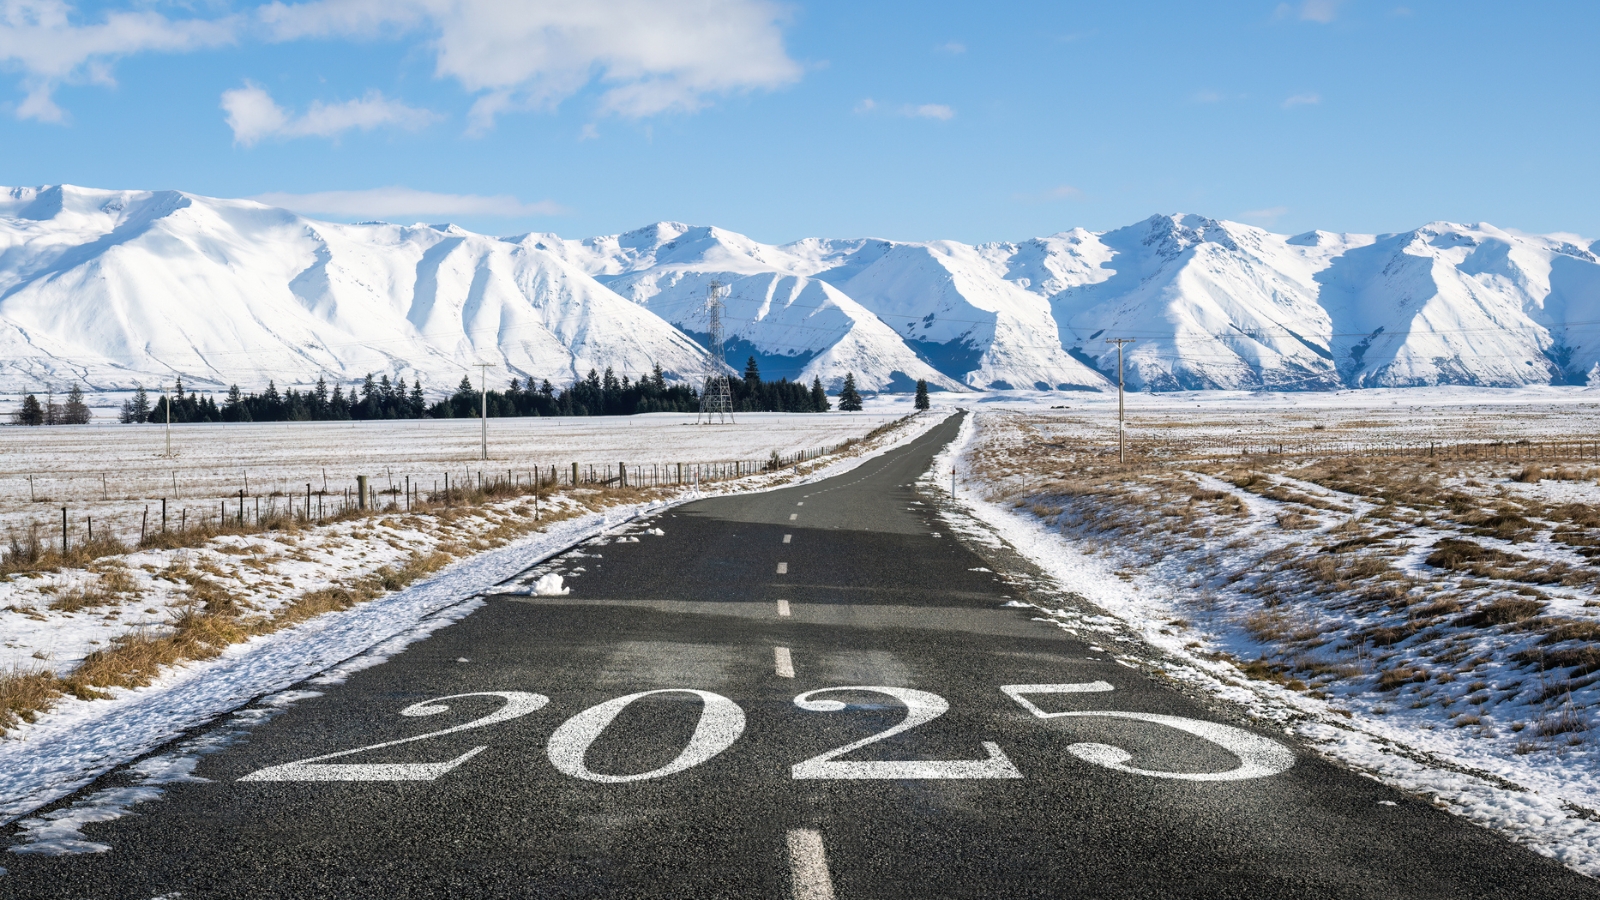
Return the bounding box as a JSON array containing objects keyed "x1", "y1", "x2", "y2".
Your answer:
[
  {"x1": 163, "y1": 382, "x2": 173, "y2": 457},
  {"x1": 474, "y1": 363, "x2": 496, "y2": 461},
  {"x1": 1105, "y1": 338, "x2": 1135, "y2": 464}
]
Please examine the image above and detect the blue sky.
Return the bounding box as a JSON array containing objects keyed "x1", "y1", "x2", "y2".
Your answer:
[{"x1": 1, "y1": 1, "x2": 1597, "y2": 243}]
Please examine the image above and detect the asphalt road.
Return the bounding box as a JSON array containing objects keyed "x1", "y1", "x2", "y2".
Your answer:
[{"x1": 4, "y1": 412, "x2": 1596, "y2": 899}]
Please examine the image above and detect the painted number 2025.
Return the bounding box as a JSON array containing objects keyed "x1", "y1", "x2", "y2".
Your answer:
[{"x1": 239, "y1": 683, "x2": 1294, "y2": 784}]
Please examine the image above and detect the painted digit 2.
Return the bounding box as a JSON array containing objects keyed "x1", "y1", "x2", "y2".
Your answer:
[
  {"x1": 791, "y1": 686, "x2": 1022, "y2": 779},
  {"x1": 1000, "y1": 683, "x2": 1295, "y2": 781},
  {"x1": 239, "y1": 691, "x2": 549, "y2": 782},
  {"x1": 547, "y1": 689, "x2": 746, "y2": 783}
]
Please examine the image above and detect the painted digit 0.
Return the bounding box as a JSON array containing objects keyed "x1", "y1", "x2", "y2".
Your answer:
[
  {"x1": 239, "y1": 691, "x2": 549, "y2": 782},
  {"x1": 1001, "y1": 683, "x2": 1294, "y2": 781},
  {"x1": 547, "y1": 689, "x2": 746, "y2": 783}
]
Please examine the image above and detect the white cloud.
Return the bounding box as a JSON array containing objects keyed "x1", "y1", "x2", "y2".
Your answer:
[
  {"x1": 2, "y1": 1, "x2": 799, "y2": 125},
  {"x1": 251, "y1": 186, "x2": 567, "y2": 219},
  {"x1": 577, "y1": 122, "x2": 599, "y2": 141},
  {"x1": 0, "y1": 0, "x2": 236, "y2": 121},
  {"x1": 899, "y1": 103, "x2": 954, "y2": 121},
  {"x1": 222, "y1": 83, "x2": 437, "y2": 145},
  {"x1": 857, "y1": 100, "x2": 953, "y2": 120},
  {"x1": 258, "y1": 0, "x2": 802, "y2": 126},
  {"x1": 1241, "y1": 206, "x2": 1290, "y2": 225},
  {"x1": 1276, "y1": 0, "x2": 1343, "y2": 23},
  {"x1": 937, "y1": 41, "x2": 965, "y2": 54},
  {"x1": 1282, "y1": 92, "x2": 1321, "y2": 109},
  {"x1": 1014, "y1": 184, "x2": 1084, "y2": 203},
  {"x1": 1298, "y1": 0, "x2": 1343, "y2": 23},
  {"x1": 1193, "y1": 89, "x2": 1223, "y2": 104}
]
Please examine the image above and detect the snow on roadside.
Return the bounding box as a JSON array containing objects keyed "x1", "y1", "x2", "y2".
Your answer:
[
  {"x1": 930, "y1": 409, "x2": 1600, "y2": 878},
  {"x1": 0, "y1": 410, "x2": 944, "y2": 834}
]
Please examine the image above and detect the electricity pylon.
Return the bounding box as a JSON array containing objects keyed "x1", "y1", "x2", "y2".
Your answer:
[{"x1": 698, "y1": 280, "x2": 735, "y2": 424}]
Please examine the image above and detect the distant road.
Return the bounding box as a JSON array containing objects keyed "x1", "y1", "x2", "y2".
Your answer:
[{"x1": 4, "y1": 413, "x2": 1594, "y2": 898}]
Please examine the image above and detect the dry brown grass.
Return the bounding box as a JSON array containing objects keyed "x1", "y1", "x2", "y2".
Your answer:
[
  {"x1": 0, "y1": 668, "x2": 61, "y2": 729},
  {"x1": 970, "y1": 409, "x2": 1600, "y2": 748},
  {"x1": 1454, "y1": 595, "x2": 1548, "y2": 627},
  {"x1": 1378, "y1": 665, "x2": 1432, "y2": 691},
  {"x1": 1513, "y1": 464, "x2": 1600, "y2": 484},
  {"x1": 1426, "y1": 538, "x2": 1585, "y2": 586},
  {"x1": 2, "y1": 526, "x2": 131, "y2": 576}
]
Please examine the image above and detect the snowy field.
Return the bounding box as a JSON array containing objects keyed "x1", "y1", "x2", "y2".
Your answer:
[
  {"x1": 0, "y1": 411, "x2": 946, "y2": 835},
  {"x1": 0, "y1": 411, "x2": 900, "y2": 543},
  {"x1": 940, "y1": 385, "x2": 1600, "y2": 875}
]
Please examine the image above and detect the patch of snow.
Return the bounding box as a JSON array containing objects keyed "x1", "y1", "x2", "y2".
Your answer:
[{"x1": 531, "y1": 573, "x2": 570, "y2": 596}]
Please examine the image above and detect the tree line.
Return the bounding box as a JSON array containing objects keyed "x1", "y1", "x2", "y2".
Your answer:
[
  {"x1": 9, "y1": 385, "x2": 91, "y2": 425},
  {"x1": 12, "y1": 358, "x2": 865, "y2": 425}
]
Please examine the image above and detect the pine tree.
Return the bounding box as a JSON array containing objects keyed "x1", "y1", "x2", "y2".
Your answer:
[
  {"x1": 132, "y1": 384, "x2": 151, "y2": 422},
  {"x1": 810, "y1": 376, "x2": 830, "y2": 412},
  {"x1": 63, "y1": 384, "x2": 90, "y2": 424},
  {"x1": 744, "y1": 356, "x2": 761, "y2": 386},
  {"x1": 223, "y1": 384, "x2": 245, "y2": 421},
  {"x1": 452, "y1": 375, "x2": 476, "y2": 417},
  {"x1": 14, "y1": 394, "x2": 43, "y2": 425},
  {"x1": 914, "y1": 378, "x2": 930, "y2": 411},
  {"x1": 312, "y1": 376, "x2": 330, "y2": 419},
  {"x1": 838, "y1": 373, "x2": 863, "y2": 411},
  {"x1": 330, "y1": 384, "x2": 351, "y2": 419},
  {"x1": 409, "y1": 380, "x2": 426, "y2": 417}
]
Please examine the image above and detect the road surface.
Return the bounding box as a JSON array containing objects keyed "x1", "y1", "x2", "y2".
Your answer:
[{"x1": 4, "y1": 412, "x2": 1594, "y2": 898}]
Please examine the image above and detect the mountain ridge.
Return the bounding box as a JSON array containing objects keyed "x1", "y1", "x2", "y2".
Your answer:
[{"x1": 2, "y1": 184, "x2": 1597, "y2": 397}]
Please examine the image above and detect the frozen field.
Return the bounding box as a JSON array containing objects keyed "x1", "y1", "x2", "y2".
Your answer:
[
  {"x1": 0, "y1": 411, "x2": 899, "y2": 542},
  {"x1": 945, "y1": 386, "x2": 1600, "y2": 873},
  {"x1": 949, "y1": 383, "x2": 1600, "y2": 442}
]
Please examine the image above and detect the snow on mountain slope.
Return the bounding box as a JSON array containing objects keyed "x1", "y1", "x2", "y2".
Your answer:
[
  {"x1": 2, "y1": 185, "x2": 1597, "y2": 397},
  {"x1": 0, "y1": 186, "x2": 708, "y2": 395},
  {"x1": 992, "y1": 214, "x2": 1600, "y2": 391},
  {"x1": 992, "y1": 215, "x2": 1346, "y2": 390},
  {"x1": 1315, "y1": 222, "x2": 1600, "y2": 387},
  {"x1": 830, "y1": 240, "x2": 1109, "y2": 391},
  {"x1": 555, "y1": 223, "x2": 964, "y2": 391}
]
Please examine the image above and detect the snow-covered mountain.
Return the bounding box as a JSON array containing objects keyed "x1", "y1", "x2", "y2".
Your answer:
[
  {"x1": 990, "y1": 214, "x2": 1600, "y2": 391},
  {"x1": 2, "y1": 184, "x2": 1597, "y2": 397},
  {"x1": 0, "y1": 185, "x2": 709, "y2": 396}
]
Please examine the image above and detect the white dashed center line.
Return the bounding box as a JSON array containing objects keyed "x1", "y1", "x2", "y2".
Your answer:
[
  {"x1": 783, "y1": 534, "x2": 792, "y2": 544},
  {"x1": 776, "y1": 599, "x2": 791, "y2": 617},
  {"x1": 786, "y1": 829, "x2": 836, "y2": 900},
  {"x1": 777, "y1": 562, "x2": 788, "y2": 574},
  {"x1": 796, "y1": 502, "x2": 804, "y2": 506},
  {"x1": 774, "y1": 646, "x2": 795, "y2": 678},
  {"x1": 789, "y1": 513, "x2": 798, "y2": 520}
]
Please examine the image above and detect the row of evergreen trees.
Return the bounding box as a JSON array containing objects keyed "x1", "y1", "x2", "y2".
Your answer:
[
  {"x1": 10, "y1": 385, "x2": 92, "y2": 425},
  {"x1": 90, "y1": 358, "x2": 853, "y2": 424}
]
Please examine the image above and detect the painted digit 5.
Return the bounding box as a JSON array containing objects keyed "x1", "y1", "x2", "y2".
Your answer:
[{"x1": 1001, "y1": 683, "x2": 1295, "y2": 781}]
